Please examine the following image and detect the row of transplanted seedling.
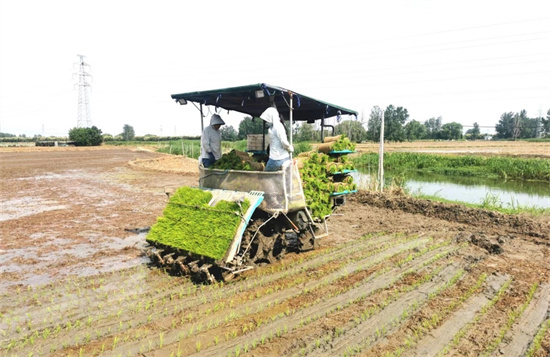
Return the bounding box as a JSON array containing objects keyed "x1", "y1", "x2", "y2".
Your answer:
[
  {"x1": 105, "y1": 233, "x2": 444, "y2": 357},
  {"x1": 0, "y1": 232, "x2": 406, "y2": 354},
  {"x1": 1, "y1": 232, "x2": 426, "y2": 355},
  {"x1": 1, "y1": 231, "x2": 548, "y2": 357}
]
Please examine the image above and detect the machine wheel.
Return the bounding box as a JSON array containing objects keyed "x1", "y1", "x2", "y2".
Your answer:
[
  {"x1": 240, "y1": 218, "x2": 287, "y2": 265},
  {"x1": 299, "y1": 230, "x2": 316, "y2": 251}
]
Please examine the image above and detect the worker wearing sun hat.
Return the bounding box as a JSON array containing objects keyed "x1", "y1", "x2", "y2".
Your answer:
[
  {"x1": 199, "y1": 114, "x2": 225, "y2": 168},
  {"x1": 259, "y1": 106, "x2": 294, "y2": 171}
]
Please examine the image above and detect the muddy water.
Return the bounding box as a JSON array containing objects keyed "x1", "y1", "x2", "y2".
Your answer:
[
  {"x1": 0, "y1": 232, "x2": 150, "y2": 292},
  {"x1": 354, "y1": 169, "x2": 550, "y2": 209}
]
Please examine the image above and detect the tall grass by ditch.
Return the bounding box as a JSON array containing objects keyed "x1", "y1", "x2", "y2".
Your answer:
[
  {"x1": 413, "y1": 192, "x2": 550, "y2": 216},
  {"x1": 354, "y1": 152, "x2": 550, "y2": 182}
]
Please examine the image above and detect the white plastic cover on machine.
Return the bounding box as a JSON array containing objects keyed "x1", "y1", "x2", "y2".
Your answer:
[{"x1": 199, "y1": 160, "x2": 306, "y2": 214}]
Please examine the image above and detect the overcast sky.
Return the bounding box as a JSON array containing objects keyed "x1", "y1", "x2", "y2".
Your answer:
[{"x1": 1, "y1": 0, "x2": 549, "y2": 137}]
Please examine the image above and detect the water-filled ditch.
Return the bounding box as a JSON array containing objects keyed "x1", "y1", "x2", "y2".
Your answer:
[{"x1": 353, "y1": 169, "x2": 550, "y2": 209}]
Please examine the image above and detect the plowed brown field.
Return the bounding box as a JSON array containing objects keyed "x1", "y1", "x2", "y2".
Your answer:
[{"x1": 0, "y1": 146, "x2": 548, "y2": 357}]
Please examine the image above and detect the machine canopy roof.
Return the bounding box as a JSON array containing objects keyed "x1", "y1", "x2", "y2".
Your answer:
[{"x1": 171, "y1": 83, "x2": 357, "y2": 122}]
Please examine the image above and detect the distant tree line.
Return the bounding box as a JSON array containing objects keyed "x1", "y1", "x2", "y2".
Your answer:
[
  {"x1": 225, "y1": 105, "x2": 467, "y2": 143},
  {"x1": 0, "y1": 134, "x2": 65, "y2": 142},
  {"x1": 3, "y1": 107, "x2": 548, "y2": 145},
  {"x1": 494, "y1": 109, "x2": 550, "y2": 139},
  {"x1": 364, "y1": 105, "x2": 467, "y2": 142}
]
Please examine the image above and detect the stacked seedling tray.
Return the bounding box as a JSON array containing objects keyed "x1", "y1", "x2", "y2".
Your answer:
[
  {"x1": 326, "y1": 138, "x2": 357, "y2": 204},
  {"x1": 298, "y1": 135, "x2": 357, "y2": 220}
]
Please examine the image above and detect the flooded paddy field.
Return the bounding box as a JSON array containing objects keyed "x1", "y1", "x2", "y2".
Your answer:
[{"x1": 0, "y1": 145, "x2": 549, "y2": 356}]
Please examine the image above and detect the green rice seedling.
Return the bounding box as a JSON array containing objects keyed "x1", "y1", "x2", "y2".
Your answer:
[
  {"x1": 481, "y1": 282, "x2": 539, "y2": 356},
  {"x1": 526, "y1": 319, "x2": 550, "y2": 357},
  {"x1": 437, "y1": 278, "x2": 511, "y2": 356},
  {"x1": 147, "y1": 187, "x2": 251, "y2": 260},
  {"x1": 112, "y1": 336, "x2": 120, "y2": 349}
]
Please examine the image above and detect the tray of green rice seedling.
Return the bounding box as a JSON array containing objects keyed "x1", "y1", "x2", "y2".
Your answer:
[{"x1": 146, "y1": 187, "x2": 263, "y2": 262}]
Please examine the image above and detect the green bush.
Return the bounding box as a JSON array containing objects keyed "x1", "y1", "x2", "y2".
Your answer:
[
  {"x1": 68, "y1": 126, "x2": 103, "y2": 146},
  {"x1": 294, "y1": 142, "x2": 312, "y2": 156}
]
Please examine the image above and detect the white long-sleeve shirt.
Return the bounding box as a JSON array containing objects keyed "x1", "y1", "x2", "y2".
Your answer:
[
  {"x1": 199, "y1": 125, "x2": 222, "y2": 160},
  {"x1": 260, "y1": 107, "x2": 292, "y2": 160},
  {"x1": 268, "y1": 120, "x2": 291, "y2": 160}
]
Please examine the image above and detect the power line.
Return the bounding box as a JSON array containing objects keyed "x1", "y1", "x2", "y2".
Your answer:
[
  {"x1": 321, "y1": 17, "x2": 550, "y2": 49},
  {"x1": 352, "y1": 32, "x2": 550, "y2": 57}
]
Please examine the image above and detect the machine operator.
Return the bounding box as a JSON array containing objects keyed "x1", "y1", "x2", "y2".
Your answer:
[{"x1": 199, "y1": 114, "x2": 225, "y2": 168}]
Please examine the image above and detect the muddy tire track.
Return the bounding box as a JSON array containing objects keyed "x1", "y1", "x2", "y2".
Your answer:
[
  {"x1": 404, "y1": 274, "x2": 510, "y2": 357},
  {"x1": 177, "y1": 243, "x2": 451, "y2": 357},
  {"x1": 490, "y1": 283, "x2": 550, "y2": 357},
  {"x1": 311, "y1": 263, "x2": 465, "y2": 356},
  {"x1": 105, "y1": 236, "x2": 431, "y2": 357}
]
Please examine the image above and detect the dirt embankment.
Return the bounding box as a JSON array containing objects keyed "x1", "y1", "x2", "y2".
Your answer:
[{"x1": 351, "y1": 191, "x2": 550, "y2": 242}]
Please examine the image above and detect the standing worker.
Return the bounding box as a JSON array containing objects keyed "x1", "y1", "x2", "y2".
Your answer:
[
  {"x1": 260, "y1": 106, "x2": 294, "y2": 171},
  {"x1": 199, "y1": 114, "x2": 225, "y2": 168}
]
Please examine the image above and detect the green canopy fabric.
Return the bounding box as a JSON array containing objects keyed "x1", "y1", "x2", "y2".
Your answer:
[{"x1": 171, "y1": 83, "x2": 357, "y2": 122}]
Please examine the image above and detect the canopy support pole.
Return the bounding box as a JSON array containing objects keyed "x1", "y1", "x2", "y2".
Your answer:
[
  {"x1": 262, "y1": 120, "x2": 267, "y2": 154},
  {"x1": 289, "y1": 92, "x2": 294, "y2": 200},
  {"x1": 289, "y1": 92, "x2": 294, "y2": 149},
  {"x1": 200, "y1": 103, "x2": 204, "y2": 132}
]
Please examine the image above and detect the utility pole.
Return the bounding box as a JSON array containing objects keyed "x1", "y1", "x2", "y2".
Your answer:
[
  {"x1": 378, "y1": 110, "x2": 385, "y2": 192},
  {"x1": 74, "y1": 55, "x2": 92, "y2": 128}
]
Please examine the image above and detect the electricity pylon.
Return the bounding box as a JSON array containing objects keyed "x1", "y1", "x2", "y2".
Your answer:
[{"x1": 74, "y1": 55, "x2": 92, "y2": 128}]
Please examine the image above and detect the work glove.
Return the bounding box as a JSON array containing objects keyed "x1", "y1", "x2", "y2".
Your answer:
[{"x1": 287, "y1": 145, "x2": 294, "y2": 153}]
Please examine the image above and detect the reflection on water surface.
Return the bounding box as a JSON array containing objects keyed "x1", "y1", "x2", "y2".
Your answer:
[{"x1": 354, "y1": 169, "x2": 550, "y2": 209}]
